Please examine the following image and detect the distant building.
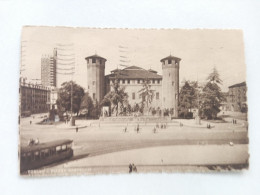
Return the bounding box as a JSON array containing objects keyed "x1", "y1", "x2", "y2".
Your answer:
[
  {"x1": 41, "y1": 48, "x2": 57, "y2": 87},
  {"x1": 227, "y1": 81, "x2": 247, "y2": 112},
  {"x1": 20, "y1": 78, "x2": 50, "y2": 115},
  {"x1": 85, "y1": 54, "x2": 181, "y2": 117}
]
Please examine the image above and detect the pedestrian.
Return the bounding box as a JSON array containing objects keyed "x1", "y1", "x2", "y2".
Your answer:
[
  {"x1": 35, "y1": 138, "x2": 39, "y2": 145},
  {"x1": 30, "y1": 120, "x2": 32, "y2": 125},
  {"x1": 153, "y1": 127, "x2": 156, "y2": 133},
  {"x1": 124, "y1": 126, "x2": 127, "y2": 133},
  {"x1": 129, "y1": 164, "x2": 132, "y2": 173},
  {"x1": 76, "y1": 126, "x2": 78, "y2": 133},
  {"x1": 132, "y1": 164, "x2": 137, "y2": 172}
]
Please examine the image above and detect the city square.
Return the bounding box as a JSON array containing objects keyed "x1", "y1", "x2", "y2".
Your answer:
[
  {"x1": 19, "y1": 27, "x2": 248, "y2": 175},
  {"x1": 20, "y1": 111, "x2": 248, "y2": 175}
]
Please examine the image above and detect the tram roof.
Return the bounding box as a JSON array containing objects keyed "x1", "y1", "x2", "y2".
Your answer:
[{"x1": 21, "y1": 139, "x2": 73, "y2": 153}]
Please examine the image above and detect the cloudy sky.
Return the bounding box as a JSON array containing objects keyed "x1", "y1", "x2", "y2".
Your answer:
[{"x1": 21, "y1": 26, "x2": 246, "y2": 91}]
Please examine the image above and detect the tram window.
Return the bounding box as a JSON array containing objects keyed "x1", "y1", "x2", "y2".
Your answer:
[
  {"x1": 27, "y1": 152, "x2": 32, "y2": 161},
  {"x1": 21, "y1": 153, "x2": 27, "y2": 161},
  {"x1": 67, "y1": 143, "x2": 72, "y2": 149},
  {"x1": 34, "y1": 151, "x2": 40, "y2": 160},
  {"x1": 62, "y1": 144, "x2": 67, "y2": 151},
  {"x1": 41, "y1": 149, "x2": 49, "y2": 158},
  {"x1": 56, "y1": 146, "x2": 61, "y2": 152}
]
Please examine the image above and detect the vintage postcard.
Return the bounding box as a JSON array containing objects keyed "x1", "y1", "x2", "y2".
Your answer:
[{"x1": 19, "y1": 27, "x2": 248, "y2": 176}]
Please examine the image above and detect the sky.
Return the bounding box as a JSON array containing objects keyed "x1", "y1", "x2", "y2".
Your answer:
[{"x1": 21, "y1": 26, "x2": 246, "y2": 92}]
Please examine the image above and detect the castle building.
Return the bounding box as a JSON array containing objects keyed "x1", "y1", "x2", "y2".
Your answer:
[
  {"x1": 85, "y1": 54, "x2": 181, "y2": 117},
  {"x1": 41, "y1": 48, "x2": 57, "y2": 87}
]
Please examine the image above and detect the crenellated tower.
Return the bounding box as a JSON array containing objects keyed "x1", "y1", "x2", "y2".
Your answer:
[
  {"x1": 85, "y1": 54, "x2": 106, "y2": 103},
  {"x1": 161, "y1": 55, "x2": 181, "y2": 117}
]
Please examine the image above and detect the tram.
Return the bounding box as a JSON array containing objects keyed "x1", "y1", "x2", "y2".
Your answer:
[{"x1": 20, "y1": 139, "x2": 73, "y2": 173}]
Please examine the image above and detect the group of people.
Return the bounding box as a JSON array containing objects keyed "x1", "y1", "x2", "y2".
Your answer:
[
  {"x1": 232, "y1": 119, "x2": 237, "y2": 124},
  {"x1": 28, "y1": 138, "x2": 39, "y2": 146},
  {"x1": 156, "y1": 123, "x2": 167, "y2": 129},
  {"x1": 123, "y1": 123, "x2": 169, "y2": 134},
  {"x1": 206, "y1": 123, "x2": 211, "y2": 129},
  {"x1": 129, "y1": 163, "x2": 137, "y2": 173}
]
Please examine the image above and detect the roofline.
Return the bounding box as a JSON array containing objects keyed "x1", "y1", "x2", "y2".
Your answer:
[
  {"x1": 85, "y1": 55, "x2": 107, "y2": 62},
  {"x1": 21, "y1": 139, "x2": 73, "y2": 153},
  {"x1": 160, "y1": 55, "x2": 181, "y2": 62},
  {"x1": 228, "y1": 81, "x2": 246, "y2": 88}
]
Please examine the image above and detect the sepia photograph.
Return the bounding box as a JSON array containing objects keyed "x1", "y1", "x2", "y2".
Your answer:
[{"x1": 19, "y1": 27, "x2": 249, "y2": 176}]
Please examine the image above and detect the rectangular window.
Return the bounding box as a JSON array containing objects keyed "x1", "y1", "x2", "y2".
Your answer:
[
  {"x1": 122, "y1": 80, "x2": 125, "y2": 84},
  {"x1": 92, "y1": 58, "x2": 96, "y2": 63},
  {"x1": 168, "y1": 60, "x2": 171, "y2": 64},
  {"x1": 156, "y1": 92, "x2": 159, "y2": 100},
  {"x1": 93, "y1": 93, "x2": 96, "y2": 100},
  {"x1": 137, "y1": 80, "x2": 140, "y2": 84},
  {"x1": 158, "y1": 80, "x2": 160, "y2": 84},
  {"x1": 132, "y1": 93, "x2": 135, "y2": 100},
  {"x1": 153, "y1": 79, "x2": 155, "y2": 84},
  {"x1": 128, "y1": 79, "x2": 130, "y2": 84}
]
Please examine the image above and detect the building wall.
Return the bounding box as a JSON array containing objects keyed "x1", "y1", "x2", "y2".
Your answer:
[
  {"x1": 20, "y1": 82, "x2": 50, "y2": 115},
  {"x1": 41, "y1": 48, "x2": 57, "y2": 87},
  {"x1": 41, "y1": 57, "x2": 50, "y2": 87},
  {"x1": 227, "y1": 83, "x2": 247, "y2": 112},
  {"x1": 161, "y1": 59, "x2": 180, "y2": 117},
  {"x1": 106, "y1": 79, "x2": 162, "y2": 109}
]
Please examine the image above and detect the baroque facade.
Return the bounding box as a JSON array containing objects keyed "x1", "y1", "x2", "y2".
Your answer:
[{"x1": 85, "y1": 54, "x2": 181, "y2": 117}]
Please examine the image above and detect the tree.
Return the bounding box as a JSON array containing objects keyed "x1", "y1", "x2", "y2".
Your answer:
[
  {"x1": 138, "y1": 78, "x2": 154, "y2": 115},
  {"x1": 200, "y1": 67, "x2": 225, "y2": 119},
  {"x1": 56, "y1": 81, "x2": 85, "y2": 116},
  {"x1": 178, "y1": 81, "x2": 197, "y2": 118},
  {"x1": 80, "y1": 92, "x2": 94, "y2": 117},
  {"x1": 101, "y1": 79, "x2": 128, "y2": 116}
]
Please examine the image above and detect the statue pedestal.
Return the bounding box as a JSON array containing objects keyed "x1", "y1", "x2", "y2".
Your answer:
[
  {"x1": 195, "y1": 116, "x2": 201, "y2": 125},
  {"x1": 70, "y1": 116, "x2": 75, "y2": 126}
]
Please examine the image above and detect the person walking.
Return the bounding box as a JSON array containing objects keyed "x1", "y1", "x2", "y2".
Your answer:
[
  {"x1": 129, "y1": 164, "x2": 132, "y2": 173},
  {"x1": 132, "y1": 164, "x2": 137, "y2": 172},
  {"x1": 76, "y1": 126, "x2": 78, "y2": 133}
]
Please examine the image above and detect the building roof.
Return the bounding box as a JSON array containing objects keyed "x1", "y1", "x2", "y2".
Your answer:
[
  {"x1": 148, "y1": 69, "x2": 158, "y2": 73},
  {"x1": 85, "y1": 54, "x2": 107, "y2": 62},
  {"x1": 228, "y1": 81, "x2": 246, "y2": 88},
  {"x1": 106, "y1": 66, "x2": 162, "y2": 79},
  {"x1": 160, "y1": 55, "x2": 181, "y2": 62}
]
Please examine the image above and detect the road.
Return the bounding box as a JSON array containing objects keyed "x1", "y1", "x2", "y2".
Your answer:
[{"x1": 19, "y1": 114, "x2": 249, "y2": 174}]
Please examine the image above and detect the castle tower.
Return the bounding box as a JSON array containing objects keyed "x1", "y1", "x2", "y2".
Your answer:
[
  {"x1": 85, "y1": 54, "x2": 106, "y2": 103},
  {"x1": 161, "y1": 55, "x2": 181, "y2": 117}
]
